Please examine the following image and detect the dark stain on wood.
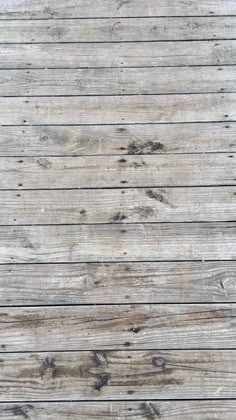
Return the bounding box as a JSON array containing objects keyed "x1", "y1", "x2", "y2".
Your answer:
[
  {"x1": 95, "y1": 373, "x2": 110, "y2": 391},
  {"x1": 93, "y1": 351, "x2": 108, "y2": 368},
  {"x1": 130, "y1": 161, "x2": 146, "y2": 168},
  {"x1": 130, "y1": 327, "x2": 142, "y2": 333},
  {"x1": 134, "y1": 206, "x2": 154, "y2": 218},
  {"x1": 152, "y1": 357, "x2": 166, "y2": 368},
  {"x1": 128, "y1": 141, "x2": 164, "y2": 154},
  {"x1": 142, "y1": 402, "x2": 161, "y2": 419},
  {"x1": 117, "y1": 0, "x2": 131, "y2": 11},
  {"x1": 40, "y1": 356, "x2": 57, "y2": 379},
  {"x1": 36, "y1": 158, "x2": 52, "y2": 169},
  {"x1": 146, "y1": 189, "x2": 174, "y2": 208},
  {"x1": 12, "y1": 405, "x2": 34, "y2": 419},
  {"x1": 112, "y1": 211, "x2": 127, "y2": 222}
]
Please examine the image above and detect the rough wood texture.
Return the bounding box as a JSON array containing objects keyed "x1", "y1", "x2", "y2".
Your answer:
[
  {"x1": 0, "y1": 41, "x2": 235, "y2": 69},
  {"x1": 1, "y1": 401, "x2": 236, "y2": 419},
  {"x1": 0, "y1": 351, "x2": 236, "y2": 400},
  {"x1": 1, "y1": 0, "x2": 236, "y2": 413},
  {"x1": 0, "y1": 307, "x2": 235, "y2": 350},
  {"x1": 1, "y1": 187, "x2": 235, "y2": 225},
  {"x1": 0, "y1": 94, "x2": 234, "y2": 125},
  {"x1": 0, "y1": 223, "x2": 235, "y2": 263},
  {"x1": 1, "y1": 261, "x2": 236, "y2": 305},
  {"x1": 0, "y1": 66, "x2": 235, "y2": 96},
  {"x1": 1, "y1": 0, "x2": 235, "y2": 18},
  {"x1": 0, "y1": 154, "x2": 235, "y2": 189},
  {"x1": 1, "y1": 17, "x2": 236, "y2": 43},
  {"x1": 0, "y1": 122, "x2": 235, "y2": 156}
]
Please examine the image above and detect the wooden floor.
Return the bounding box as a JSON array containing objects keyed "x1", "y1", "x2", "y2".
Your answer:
[{"x1": 0, "y1": 1, "x2": 236, "y2": 419}]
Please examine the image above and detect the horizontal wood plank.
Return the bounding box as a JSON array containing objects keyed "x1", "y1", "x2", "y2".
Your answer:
[
  {"x1": 0, "y1": 41, "x2": 235, "y2": 68},
  {"x1": 0, "y1": 222, "x2": 235, "y2": 263},
  {"x1": 1, "y1": 0, "x2": 235, "y2": 18},
  {"x1": 1, "y1": 261, "x2": 236, "y2": 305},
  {"x1": 0, "y1": 66, "x2": 235, "y2": 96},
  {"x1": 1, "y1": 401, "x2": 236, "y2": 419},
  {"x1": 1, "y1": 17, "x2": 236, "y2": 42},
  {"x1": 0, "y1": 123, "x2": 235, "y2": 156},
  {"x1": 0, "y1": 306, "x2": 235, "y2": 350},
  {"x1": 1, "y1": 187, "x2": 235, "y2": 225},
  {"x1": 0, "y1": 351, "x2": 236, "y2": 401},
  {"x1": 0, "y1": 93, "x2": 235, "y2": 125},
  {"x1": 0, "y1": 154, "x2": 235, "y2": 189}
]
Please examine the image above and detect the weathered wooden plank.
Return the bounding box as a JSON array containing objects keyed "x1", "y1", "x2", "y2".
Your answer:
[
  {"x1": 0, "y1": 351, "x2": 236, "y2": 401},
  {"x1": 0, "y1": 302, "x2": 235, "y2": 350},
  {"x1": 0, "y1": 41, "x2": 235, "y2": 69},
  {"x1": 1, "y1": 261, "x2": 236, "y2": 305},
  {"x1": 0, "y1": 154, "x2": 235, "y2": 189},
  {"x1": 1, "y1": 66, "x2": 235, "y2": 96},
  {"x1": 1, "y1": 187, "x2": 235, "y2": 225},
  {"x1": 0, "y1": 94, "x2": 235, "y2": 125},
  {"x1": 1, "y1": 401, "x2": 236, "y2": 420},
  {"x1": 0, "y1": 123, "x2": 235, "y2": 156},
  {"x1": 1, "y1": 17, "x2": 236, "y2": 43},
  {"x1": 0, "y1": 223, "x2": 235, "y2": 263},
  {"x1": 1, "y1": 0, "x2": 235, "y2": 19}
]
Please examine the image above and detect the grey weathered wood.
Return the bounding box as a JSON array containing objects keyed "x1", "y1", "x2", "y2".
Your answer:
[
  {"x1": 1, "y1": 17, "x2": 236, "y2": 43},
  {"x1": 1, "y1": 401, "x2": 236, "y2": 419},
  {"x1": 0, "y1": 123, "x2": 235, "y2": 156},
  {"x1": 0, "y1": 223, "x2": 235, "y2": 263},
  {"x1": 1, "y1": 0, "x2": 235, "y2": 18},
  {"x1": 0, "y1": 41, "x2": 235, "y2": 69},
  {"x1": 0, "y1": 93, "x2": 235, "y2": 125},
  {"x1": 1, "y1": 261, "x2": 236, "y2": 305},
  {"x1": 1, "y1": 187, "x2": 235, "y2": 225},
  {"x1": 0, "y1": 66, "x2": 235, "y2": 96},
  {"x1": 0, "y1": 154, "x2": 235, "y2": 189},
  {"x1": 0, "y1": 351, "x2": 236, "y2": 400},
  {"x1": 0, "y1": 306, "x2": 235, "y2": 350}
]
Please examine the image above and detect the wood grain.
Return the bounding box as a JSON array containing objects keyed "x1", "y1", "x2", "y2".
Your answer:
[
  {"x1": 0, "y1": 41, "x2": 235, "y2": 68},
  {"x1": 0, "y1": 306, "x2": 235, "y2": 350},
  {"x1": 0, "y1": 93, "x2": 235, "y2": 125},
  {"x1": 0, "y1": 154, "x2": 235, "y2": 189},
  {"x1": 1, "y1": 223, "x2": 235, "y2": 263},
  {"x1": 0, "y1": 123, "x2": 235, "y2": 156},
  {"x1": 1, "y1": 261, "x2": 236, "y2": 305},
  {"x1": 1, "y1": 0, "x2": 235, "y2": 18},
  {"x1": 1, "y1": 401, "x2": 236, "y2": 419},
  {"x1": 0, "y1": 66, "x2": 235, "y2": 96},
  {"x1": 1, "y1": 17, "x2": 236, "y2": 42},
  {"x1": 1, "y1": 187, "x2": 235, "y2": 225},
  {"x1": 0, "y1": 351, "x2": 236, "y2": 401}
]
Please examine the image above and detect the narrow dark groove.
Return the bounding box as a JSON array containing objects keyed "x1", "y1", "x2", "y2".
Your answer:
[
  {"x1": 0, "y1": 152, "x2": 236, "y2": 157},
  {"x1": 0, "y1": 259, "x2": 235, "y2": 266},
  {"x1": 0, "y1": 220, "x2": 235, "y2": 227},
  {"x1": 2, "y1": 120, "x2": 236, "y2": 127},
  {"x1": 1, "y1": 15, "x2": 236, "y2": 20},
  {"x1": 1, "y1": 349, "x2": 236, "y2": 355},
  {"x1": 1, "y1": 38, "x2": 236, "y2": 44},
  {"x1": 1, "y1": 91, "x2": 236, "y2": 98},
  {"x1": 0, "y1": 398, "x2": 235, "y2": 402},
  {"x1": 0, "y1": 302, "x2": 235, "y2": 307},
  {"x1": 0, "y1": 260, "x2": 235, "y2": 266},
  {"x1": 1, "y1": 184, "x2": 236, "y2": 192},
  {"x1": 1, "y1": 302, "x2": 236, "y2": 308},
  {"x1": 0, "y1": 64, "x2": 236, "y2": 70}
]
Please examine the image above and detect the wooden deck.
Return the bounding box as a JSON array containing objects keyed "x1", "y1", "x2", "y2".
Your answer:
[{"x1": 0, "y1": 1, "x2": 236, "y2": 419}]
